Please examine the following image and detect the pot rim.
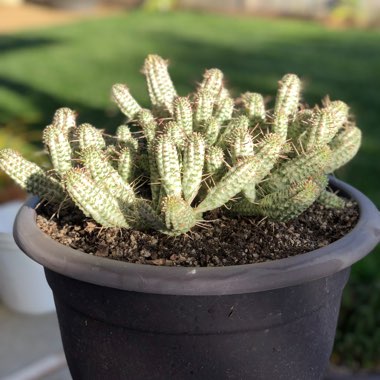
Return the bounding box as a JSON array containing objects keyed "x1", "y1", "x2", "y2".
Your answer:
[{"x1": 13, "y1": 177, "x2": 380, "y2": 296}]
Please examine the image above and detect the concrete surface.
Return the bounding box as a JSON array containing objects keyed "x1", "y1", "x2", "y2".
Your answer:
[{"x1": 0, "y1": 302, "x2": 71, "y2": 379}]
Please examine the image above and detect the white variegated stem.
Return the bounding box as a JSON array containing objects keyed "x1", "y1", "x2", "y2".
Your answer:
[
  {"x1": 182, "y1": 133, "x2": 205, "y2": 203},
  {"x1": 228, "y1": 126, "x2": 254, "y2": 164},
  {"x1": 196, "y1": 156, "x2": 260, "y2": 213},
  {"x1": 155, "y1": 135, "x2": 182, "y2": 197},
  {"x1": 265, "y1": 145, "x2": 331, "y2": 193},
  {"x1": 273, "y1": 73, "x2": 301, "y2": 139},
  {"x1": 300, "y1": 104, "x2": 346, "y2": 151},
  {"x1": 111, "y1": 84, "x2": 142, "y2": 120},
  {"x1": 202, "y1": 117, "x2": 221, "y2": 145},
  {"x1": 118, "y1": 147, "x2": 134, "y2": 184},
  {"x1": 214, "y1": 95, "x2": 234, "y2": 124},
  {"x1": 199, "y1": 68, "x2": 224, "y2": 99},
  {"x1": 326, "y1": 125, "x2": 361, "y2": 173},
  {"x1": 42, "y1": 124, "x2": 72, "y2": 176},
  {"x1": 218, "y1": 115, "x2": 249, "y2": 147},
  {"x1": 287, "y1": 109, "x2": 313, "y2": 142},
  {"x1": 77, "y1": 123, "x2": 106, "y2": 151},
  {"x1": 261, "y1": 179, "x2": 322, "y2": 221},
  {"x1": 64, "y1": 168, "x2": 130, "y2": 227},
  {"x1": 253, "y1": 133, "x2": 284, "y2": 181},
  {"x1": 318, "y1": 189, "x2": 346, "y2": 209},
  {"x1": 194, "y1": 89, "x2": 214, "y2": 126},
  {"x1": 241, "y1": 133, "x2": 284, "y2": 201},
  {"x1": 52, "y1": 107, "x2": 76, "y2": 135},
  {"x1": 217, "y1": 87, "x2": 230, "y2": 101},
  {"x1": 148, "y1": 144, "x2": 161, "y2": 209},
  {"x1": 80, "y1": 146, "x2": 135, "y2": 206},
  {"x1": 161, "y1": 195, "x2": 197, "y2": 235},
  {"x1": 325, "y1": 99, "x2": 349, "y2": 130},
  {"x1": 242, "y1": 185, "x2": 256, "y2": 203},
  {"x1": 142, "y1": 54, "x2": 177, "y2": 113},
  {"x1": 241, "y1": 92, "x2": 266, "y2": 124},
  {"x1": 133, "y1": 199, "x2": 165, "y2": 230},
  {"x1": 0, "y1": 149, "x2": 66, "y2": 204},
  {"x1": 137, "y1": 109, "x2": 157, "y2": 144},
  {"x1": 173, "y1": 97, "x2": 193, "y2": 135},
  {"x1": 232, "y1": 179, "x2": 322, "y2": 221},
  {"x1": 163, "y1": 121, "x2": 186, "y2": 149},
  {"x1": 205, "y1": 146, "x2": 225, "y2": 176},
  {"x1": 116, "y1": 125, "x2": 139, "y2": 152}
]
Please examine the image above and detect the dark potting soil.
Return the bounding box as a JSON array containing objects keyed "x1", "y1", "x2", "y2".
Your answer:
[{"x1": 36, "y1": 199, "x2": 359, "y2": 267}]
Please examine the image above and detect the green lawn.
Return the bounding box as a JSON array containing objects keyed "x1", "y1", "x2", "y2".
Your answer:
[{"x1": 0, "y1": 10, "x2": 379, "y2": 367}]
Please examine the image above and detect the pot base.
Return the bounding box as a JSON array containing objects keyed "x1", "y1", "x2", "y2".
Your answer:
[{"x1": 46, "y1": 268, "x2": 350, "y2": 380}]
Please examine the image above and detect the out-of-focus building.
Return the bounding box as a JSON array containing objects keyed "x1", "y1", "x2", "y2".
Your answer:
[{"x1": 176, "y1": 0, "x2": 380, "y2": 26}]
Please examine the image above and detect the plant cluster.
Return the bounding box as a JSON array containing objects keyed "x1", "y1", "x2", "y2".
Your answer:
[{"x1": 0, "y1": 55, "x2": 361, "y2": 236}]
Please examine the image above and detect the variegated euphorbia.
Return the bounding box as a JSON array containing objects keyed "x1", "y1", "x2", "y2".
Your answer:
[{"x1": 0, "y1": 55, "x2": 361, "y2": 235}]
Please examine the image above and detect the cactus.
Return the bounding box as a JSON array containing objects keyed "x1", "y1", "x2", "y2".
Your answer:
[{"x1": 0, "y1": 56, "x2": 361, "y2": 235}]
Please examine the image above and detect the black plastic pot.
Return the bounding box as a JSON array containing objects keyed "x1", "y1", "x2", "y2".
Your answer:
[{"x1": 14, "y1": 178, "x2": 380, "y2": 380}]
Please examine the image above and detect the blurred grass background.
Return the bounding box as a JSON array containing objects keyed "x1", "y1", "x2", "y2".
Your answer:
[{"x1": 0, "y1": 9, "x2": 379, "y2": 369}]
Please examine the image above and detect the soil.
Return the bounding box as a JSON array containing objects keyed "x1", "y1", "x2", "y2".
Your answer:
[{"x1": 36, "y1": 197, "x2": 359, "y2": 267}]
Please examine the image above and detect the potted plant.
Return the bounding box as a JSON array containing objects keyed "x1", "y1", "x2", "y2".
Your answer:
[
  {"x1": 0, "y1": 128, "x2": 55, "y2": 314},
  {"x1": 0, "y1": 55, "x2": 379, "y2": 379}
]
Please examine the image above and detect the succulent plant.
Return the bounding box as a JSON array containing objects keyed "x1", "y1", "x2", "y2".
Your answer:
[{"x1": 0, "y1": 55, "x2": 361, "y2": 236}]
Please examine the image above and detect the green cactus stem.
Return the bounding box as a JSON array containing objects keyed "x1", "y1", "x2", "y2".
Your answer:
[
  {"x1": 214, "y1": 95, "x2": 234, "y2": 124},
  {"x1": 194, "y1": 89, "x2": 215, "y2": 127},
  {"x1": 111, "y1": 84, "x2": 142, "y2": 120},
  {"x1": 232, "y1": 179, "x2": 322, "y2": 221},
  {"x1": 199, "y1": 68, "x2": 224, "y2": 99},
  {"x1": 148, "y1": 144, "x2": 161, "y2": 209},
  {"x1": 195, "y1": 157, "x2": 259, "y2": 213},
  {"x1": 173, "y1": 96, "x2": 193, "y2": 136},
  {"x1": 64, "y1": 168, "x2": 130, "y2": 227},
  {"x1": 264, "y1": 145, "x2": 331, "y2": 193},
  {"x1": 202, "y1": 117, "x2": 221, "y2": 145},
  {"x1": 80, "y1": 146, "x2": 135, "y2": 206},
  {"x1": 241, "y1": 92, "x2": 266, "y2": 124},
  {"x1": 182, "y1": 133, "x2": 206, "y2": 203},
  {"x1": 287, "y1": 109, "x2": 313, "y2": 142},
  {"x1": 163, "y1": 121, "x2": 186, "y2": 149},
  {"x1": 116, "y1": 125, "x2": 139, "y2": 152},
  {"x1": 326, "y1": 125, "x2": 361, "y2": 173},
  {"x1": 136, "y1": 109, "x2": 157, "y2": 144},
  {"x1": 219, "y1": 115, "x2": 250, "y2": 147},
  {"x1": 205, "y1": 146, "x2": 225, "y2": 177},
  {"x1": 228, "y1": 126, "x2": 254, "y2": 163},
  {"x1": 162, "y1": 195, "x2": 198, "y2": 235},
  {"x1": 318, "y1": 189, "x2": 346, "y2": 209},
  {"x1": 196, "y1": 133, "x2": 283, "y2": 213},
  {"x1": 142, "y1": 54, "x2": 177, "y2": 113},
  {"x1": 155, "y1": 134, "x2": 182, "y2": 197},
  {"x1": 0, "y1": 149, "x2": 66, "y2": 204},
  {"x1": 77, "y1": 123, "x2": 106, "y2": 151},
  {"x1": 118, "y1": 147, "x2": 134, "y2": 184},
  {"x1": 297, "y1": 102, "x2": 349, "y2": 152},
  {"x1": 42, "y1": 124, "x2": 72, "y2": 176},
  {"x1": 273, "y1": 74, "x2": 301, "y2": 140},
  {"x1": 52, "y1": 107, "x2": 76, "y2": 134},
  {"x1": 133, "y1": 199, "x2": 165, "y2": 230}
]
